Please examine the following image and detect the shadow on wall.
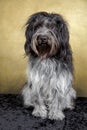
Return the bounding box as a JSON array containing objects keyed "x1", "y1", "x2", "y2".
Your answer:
[{"x1": 0, "y1": 0, "x2": 87, "y2": 96}]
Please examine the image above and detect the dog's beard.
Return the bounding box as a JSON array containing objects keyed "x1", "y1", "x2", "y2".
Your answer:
[
  {"x1": 36, "y1": 43, "x2": 51, "y2": 60},
  {"x1": 31, "y1": 32, "x2": 59, "y2": 60}
]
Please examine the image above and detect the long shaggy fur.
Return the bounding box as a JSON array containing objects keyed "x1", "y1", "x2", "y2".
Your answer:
[{"x1": 22, "y1": 12, "x2": 76, "y2": 120}]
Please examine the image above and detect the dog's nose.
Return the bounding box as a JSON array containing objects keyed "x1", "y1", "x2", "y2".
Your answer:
[
  {"x1": 40, "y1": 36, "x2": 48, "y2": 43},
  {"x1": 37, "y1": 35, "x2": 48, "y2": 45}
]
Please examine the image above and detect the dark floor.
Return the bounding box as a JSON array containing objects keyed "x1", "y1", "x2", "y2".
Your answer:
[{"x1": 0, "y1": 94, "x2": 87, "y2": 130}]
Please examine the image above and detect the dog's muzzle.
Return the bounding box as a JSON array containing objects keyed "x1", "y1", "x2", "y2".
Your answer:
[{"x1": 31, "y1": 30, "x2": 59, "y2": 60}]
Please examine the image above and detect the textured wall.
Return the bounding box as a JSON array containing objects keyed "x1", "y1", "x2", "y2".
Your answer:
[{"x1": 0, "y1": 0, "x2": 87, "y2": 96}]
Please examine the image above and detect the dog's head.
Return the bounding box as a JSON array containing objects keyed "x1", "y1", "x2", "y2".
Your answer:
[{"x1": 24, "y1": 12, "x2": 69, "y2": 60}]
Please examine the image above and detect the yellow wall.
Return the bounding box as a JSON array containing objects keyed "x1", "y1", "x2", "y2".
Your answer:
[{"x1": 0, "y1": 0, "x2": 87, "y2": 96}]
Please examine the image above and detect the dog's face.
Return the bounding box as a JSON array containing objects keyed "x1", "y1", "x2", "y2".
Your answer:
[{"x1": 25, "y1": 12, "x2": 69, "y2": 59}]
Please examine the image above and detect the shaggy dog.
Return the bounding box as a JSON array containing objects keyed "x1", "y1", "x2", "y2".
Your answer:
[{"x1": 22, "y1": 12, "x2": 76, "y2": 120}]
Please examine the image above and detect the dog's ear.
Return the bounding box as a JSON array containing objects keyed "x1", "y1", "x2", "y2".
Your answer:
[
  {"x1": 24, "y1": 25, "x2": 33, "y2": 55},
  {"x1": 56, "y1": 19, "x2": 69, "y2": 45},
  {"x1": 56, "y1": 15, "x2": 69, "y2": 53},
  {"x1": 24, "y1": 15, "x2": 35, "y2": 55},
  {"x1": 55, "y1": 15, "x2": 72, "y2": 61}
]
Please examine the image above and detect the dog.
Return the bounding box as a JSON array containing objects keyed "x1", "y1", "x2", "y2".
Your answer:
[{"x1": 22, "y1": 12, "x2": 76, "y2": 120}]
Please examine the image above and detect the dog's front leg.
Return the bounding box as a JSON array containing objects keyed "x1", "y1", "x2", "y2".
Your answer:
[
  {"x1": 48, "y1": 92, "x2": 65, "y2": 120},
  {"x1": 32, "y1": 104, "x2": 47, "y2": 119},
  {"x1": 22, "y1": 83, "x2": 33, "y2": 107},
  {"x1": 22, "y1": 83, "x2": 47, "y2": 118},
  {"x1": 32, "y1": 93, "x2": 47, "y2": 119}
]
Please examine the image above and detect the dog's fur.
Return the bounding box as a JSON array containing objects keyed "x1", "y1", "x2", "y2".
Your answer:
[{"x1": 22, "y1": 12, "x2": 76, "y2": 120}]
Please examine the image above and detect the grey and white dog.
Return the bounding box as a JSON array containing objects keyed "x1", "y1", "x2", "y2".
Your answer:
[{"x1": 22, "y1": 12, "x2": 76, "y2": 120}]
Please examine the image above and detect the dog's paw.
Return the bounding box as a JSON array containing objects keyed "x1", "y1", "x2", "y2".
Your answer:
[
  {"x1": 32, "y1": 106, "x2": 47, "y2": 119},
  {"x1": 66, "y1": 101, "x2": 75, "y2": 110},
  {"x1": 66, "y1": 105, "x2": 75, "y2": 110},
  {"x1": 48, "y1": 110, "x2": 65, "y2": 120}
]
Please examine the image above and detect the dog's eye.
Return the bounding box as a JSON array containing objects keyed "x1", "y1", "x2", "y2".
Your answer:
[
  {"x1": 46, "y1": 23, "x2": 52, "y2": 28},
  {"x1": 46, "y1": 23, "x2": 55, "y2": 30},
  {"x1": 34, "y1": 23, "x2": 42, "y2": 30},
  {"x1": 51, "y1": 25, "x2": 55, "y2": 29}
]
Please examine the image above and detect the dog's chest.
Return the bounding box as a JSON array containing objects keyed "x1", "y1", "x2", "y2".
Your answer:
[
  {"x1": 28, "y1": 59, "x2": 59, "y2": 100},
  {"x1": 27, "y1": 58, "x2": 72, "y2": 98},
  {"x1": 28, "y1": 59, "x2": 59, "y2": 88}
]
